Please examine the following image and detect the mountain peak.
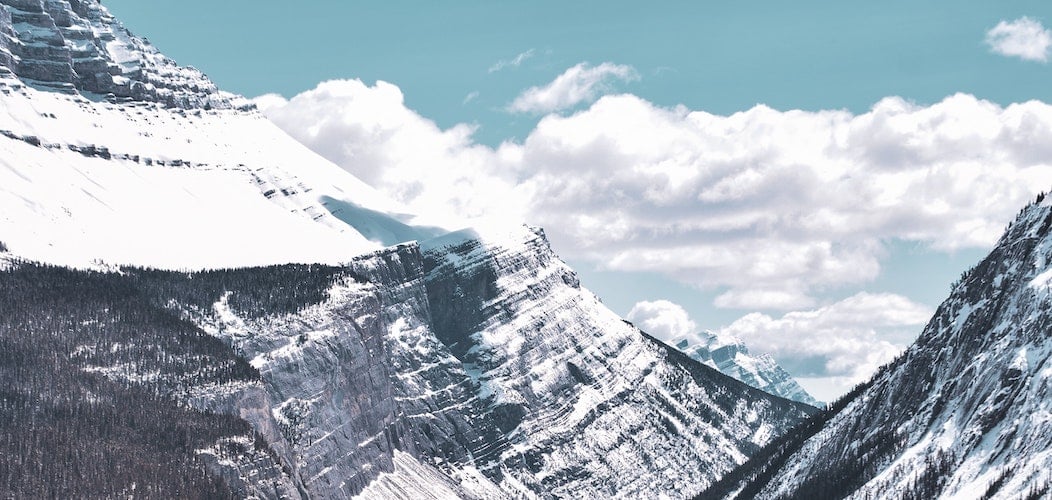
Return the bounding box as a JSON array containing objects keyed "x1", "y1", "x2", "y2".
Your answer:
[
  {"x1": 670, "y1": 330, "x2": 822, "y2": 407},
  {"x1": 0, "y1": 0, "x2": 244, "y2": 108}
]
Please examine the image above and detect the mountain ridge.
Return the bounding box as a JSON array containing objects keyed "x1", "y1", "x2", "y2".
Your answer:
[{"x1": 701, "y1": 193, "x2": 1052, "y2": 499}]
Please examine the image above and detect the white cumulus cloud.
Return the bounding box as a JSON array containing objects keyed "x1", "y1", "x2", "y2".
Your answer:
[
  {"x1": 628, "y1": 294, "x2": 933, "y2": 401},
  {"x1": 507, "y1": 62, "x2": 639, "y2": 114},
  {"x1": 718, "y1": 292, "x2": 933, "y2": 384},
  {"x1": 255, "y1": 82, "x2": 1052, "y2": 311},
  {"x1": 626, "y1": 300, "x2": 698, "y2": 342},
  {"x1": 986, "y1": 17, "x2": 1052, "y2": 62}
]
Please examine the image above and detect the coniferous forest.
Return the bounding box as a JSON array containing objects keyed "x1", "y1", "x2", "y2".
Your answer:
[{"x1": 0, "y1": 260, "x2": 356, "y2": 498}]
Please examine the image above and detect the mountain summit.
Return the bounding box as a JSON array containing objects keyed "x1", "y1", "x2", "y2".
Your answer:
[
  {"x1": 670, "y1": 331, "x2": 821, "y2": 407},
  {"x1": 1, "y1": 0, "x2": 235, "y2": 107}
]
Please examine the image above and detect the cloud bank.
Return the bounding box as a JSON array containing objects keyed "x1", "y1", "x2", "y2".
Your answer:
[
  {"x1": 626, "y1": 294, "x2": 932, "y2": 400},
  {"x1": 719, "y1": 292, "x2": 933, "y2": 382},
  {"x1": 255, "y1": 81, "x2": 1052, "y2": 310},
  {"x1": 986, "y1": 17, "x2": 1052, "y2": 62}
]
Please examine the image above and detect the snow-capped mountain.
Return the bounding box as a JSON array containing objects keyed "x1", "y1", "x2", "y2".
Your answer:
[
  {"x1": 0, "y1": 0, "x2": 818, "y2": 498},
  {"x1": 701, "y1": 195, "x2": 1052, "y2": 499},
  {"x1": 0, "y1": 0, "x2": 447, "y2": 270},
  {"x1": 190, "y1": 226, "x2": 816, "y2": 498},
  {"x1": 669, "y1": 332, "x2": 821, "y2": 407}
]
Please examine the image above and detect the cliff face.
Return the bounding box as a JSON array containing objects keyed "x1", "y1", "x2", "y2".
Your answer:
[
  {"x1": 186, "y1": 243, "x2": 503, "y2": 499},
  {"x1": 0, "y1": 0, "x2": 239, "y2": 108},
  {"x1": 705, "y1": 197, "x2": 1052, "y2": 500},
  {"x1": 416, "y1": 228, "x2": 817, "y2": 497},
  {"x1": 171, "y1": 228, "x2": 815, "y2": 498}
]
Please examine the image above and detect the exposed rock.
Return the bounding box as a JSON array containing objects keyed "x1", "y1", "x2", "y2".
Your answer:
[
  {"x1": 704, "y1": 196, "x2": 1052, "y2": 499},
  {"x1": 416, "y1": 227, "x2": 817, "y2": 497},
  {"x1": 0, "y1": 0, "x2": 245, "y2": 108},
  {"x1": 175, "y1": 229, "x2": 816, "y2": 499},
  {"x1": 673, "y1": 332, "x2": 822, "y2": 407}
]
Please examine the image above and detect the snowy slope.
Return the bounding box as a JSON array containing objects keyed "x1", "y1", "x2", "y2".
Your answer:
[
  {"x1": 0, "y1": 0, "x2": 447, "y2": 270},
  {"x1": 0, "y1": 67, "x2": 448, "y2": 269},
  {"x1": 670, "y1": 332, "x2": 821, "y2": 407},
  {"x1": 704, "y1": 195, "x2": 1052, "y2": 499}
]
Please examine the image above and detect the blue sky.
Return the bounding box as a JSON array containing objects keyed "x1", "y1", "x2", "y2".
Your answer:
[
  {"x1": 106, "y1": 1, "x2": 1052, "y2": 400},
  {"x1": 109, "y1": 1, "x2": 1052, "y2": 140}
]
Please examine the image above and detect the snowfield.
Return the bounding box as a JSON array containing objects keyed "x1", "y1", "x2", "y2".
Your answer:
[{"x1": 0, "y1": 76, "x2": 447, "y2": 269}]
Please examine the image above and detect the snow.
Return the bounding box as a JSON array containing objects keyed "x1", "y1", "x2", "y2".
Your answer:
[
  {"x1": 1029, "y1": 268, "x2": 1052, "y2": 292},
  {"x1": 0, "y1": 78, "x2": 451, "y2": 269},
  {"x1": 747, "y1": 202, "x2": 1052, "y2": 500},
  {"x1": 666, "y1": 330, "x2": 822, "y2": 406},
  {"x1": 350, "y1": 450, "x2": 481, "y2": 499}
]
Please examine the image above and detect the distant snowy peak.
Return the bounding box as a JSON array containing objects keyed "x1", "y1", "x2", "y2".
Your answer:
[
  {"x1": 671, "y1": 331, "x2": 822, "y2": 407},
  {"x1": 0, "y1": 0, "x2": 243, "y2": 109}
]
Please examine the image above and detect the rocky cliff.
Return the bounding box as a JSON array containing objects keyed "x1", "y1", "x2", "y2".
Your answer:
[
  {"x1": 417, "y1": 227, "x2": 816, "y2": 496},
  {"x1": 175, "y1": 227, "x2": 817, "y2": 498},
  {"x1": 0, "y1": 0, "x2": 240, "y2": 108},
  {"x1": 702, "y1": 195, "x2": 1052, "y2": 499}
]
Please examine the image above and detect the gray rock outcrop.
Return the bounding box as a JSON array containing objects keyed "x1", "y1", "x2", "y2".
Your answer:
[{"x1": 0, "y1": 0, "x2": 244, "y2": 108}]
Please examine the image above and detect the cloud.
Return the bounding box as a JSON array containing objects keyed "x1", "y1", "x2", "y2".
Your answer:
[
  {"x1": 488, "y1": 49, "x2": 536, "y2": 73},
  {"x1": 250, "y1": 93, "x2": 288, "y2": 112},
  {"x1": 626, "y1": 300, "x2": 698, "y2": 342},
  {"x1": 628, "y1": 294, "x2": 933, "y2": 401},
  {"x1": 986, "y1": 17, "x2": 1052, "y2": 62},
  {"x1": 507, "y1": 62, "x2": 639, "y2": 114},
  {"x1": 714, "y1": 289, "x2": 817, "y2": 311},
  {"x1": 255, "y1": 83, "x2": 1052, "y2": 310},
  {"x1": 462, "y1": 91, "x2": 480, "y2": 105},
  {"x1": 251, "y1": 80, "x2": 525, "y2": 226},
  {"x1": 718, "y1": 292, "x2": 933, "y2": 383}
]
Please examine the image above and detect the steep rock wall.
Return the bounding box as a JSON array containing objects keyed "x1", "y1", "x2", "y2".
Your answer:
[{"x1": 0, "y1": 0, "x2": 242, "y2": 108}]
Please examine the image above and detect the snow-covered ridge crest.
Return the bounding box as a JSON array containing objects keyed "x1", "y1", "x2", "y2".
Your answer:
[{"x1": 0, "y1": 0, "x2": 454, "y2": 269}]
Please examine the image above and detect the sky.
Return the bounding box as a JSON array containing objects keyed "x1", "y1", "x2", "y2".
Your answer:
[{"x1": 105, "y1": 1, "x2": 1052, "y2": 401}]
